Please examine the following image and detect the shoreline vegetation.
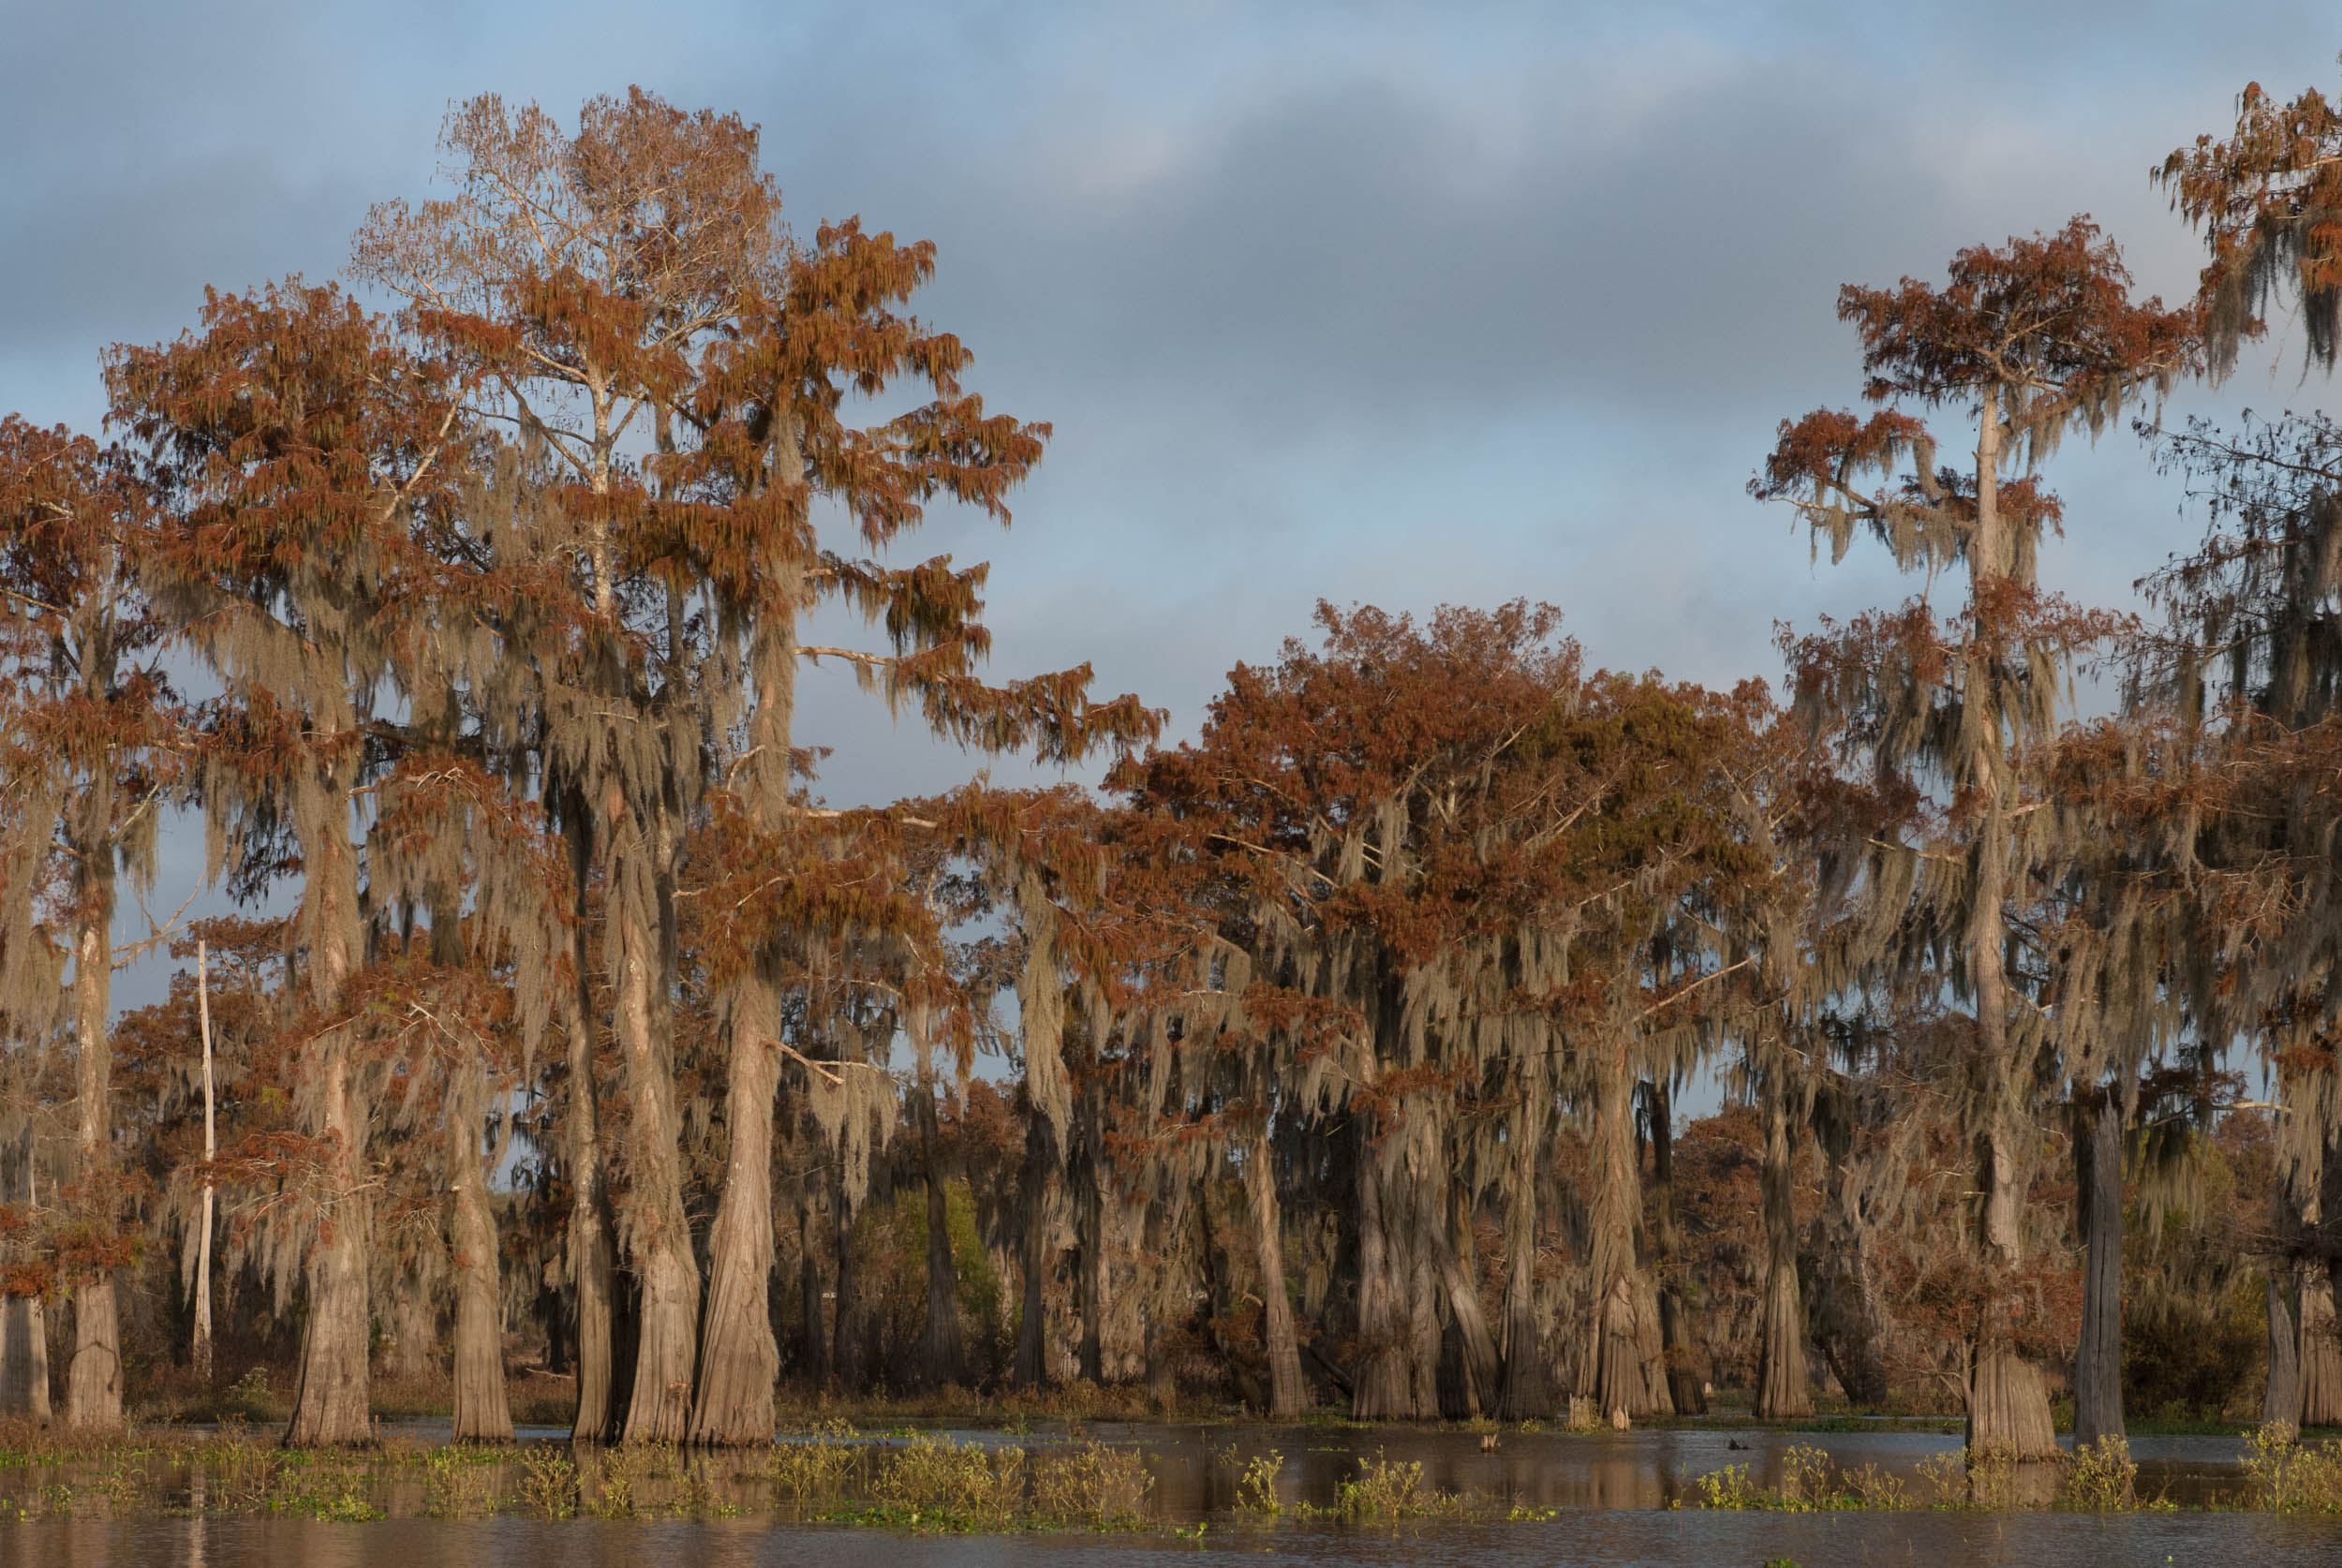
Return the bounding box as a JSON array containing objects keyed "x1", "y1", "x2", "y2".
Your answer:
[{"x1": 3, "y1": 1415, "x2": 2340, "y2": 1530}]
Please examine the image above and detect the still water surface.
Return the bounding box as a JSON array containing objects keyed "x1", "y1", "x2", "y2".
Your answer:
[
  {"x1": 6, "y1": 1422, "x2": 2337, "y2": 1567},
  {"x1": 13, "y1": 1510, "x2": 2342, "y2": 1568}
]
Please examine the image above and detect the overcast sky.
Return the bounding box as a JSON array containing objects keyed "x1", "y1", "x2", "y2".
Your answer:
[{"x1": 5, "y1": 1, "x2": 2338, "y2": 1004}]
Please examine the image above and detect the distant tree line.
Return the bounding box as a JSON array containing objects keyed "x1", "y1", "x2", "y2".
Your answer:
[{"x1": 2, "y1": 73, "x2": 2342, "y2": 1456}]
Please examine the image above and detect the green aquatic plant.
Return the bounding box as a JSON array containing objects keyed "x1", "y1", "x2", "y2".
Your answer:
[
  {"x1": 2060, "y1": 1435, "x2": 2138, "y2": 1511},
  {"x1": 1030, "y1": 1440, "x2": 1152, "y2": 1528},
  {"x1": 1304, "y1": 1453, "x2": 1460, "y2": 1521},
  {"x1": 2241, "y1": 1420, "x2": 2342, "y2": 1514},
  {"x1": 518, "y1": 1447, "x2": 579, "y2": 1518},
  {"x1": 1234, "y1": 1449, "x2": 1284, "y2": 1516}
]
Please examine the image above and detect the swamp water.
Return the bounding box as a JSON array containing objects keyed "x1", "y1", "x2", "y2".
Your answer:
[{"x1": 4, "y1": 1423, "x2": 2339, "y2": 1567}]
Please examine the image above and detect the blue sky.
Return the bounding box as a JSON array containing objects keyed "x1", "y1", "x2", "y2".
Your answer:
[{"x1": 4, "y1": 1, "x2": 2336, "y2": 1006}]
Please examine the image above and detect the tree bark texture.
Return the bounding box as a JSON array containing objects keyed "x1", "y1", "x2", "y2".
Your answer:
[
  {"x1": 1585, "y1": 1048, "x2": 1668, "y2": 1421},
  {"x1": 1754, "y1": 1078, "x2": 1810, "y2": 1418},
  {"x1": 1436, "y1": 1182, "x2": 1499, "y2": 1419},
  {"x1": 1243, "y1": 1123, "x2": 1307, "y2": 1417},
  {"x1": 2265, "y1": 1268, "x2": 2302, "y2": 1427},
  {"x1": 689, "y1": 1010, "x2": 782, "y2": 1442},
  {"x1": 559, "y1": 814, "x2": 618, "y2": 1442},
  {"x1": 1013, "y1": 1117, "x2": 1056, "y2": 1389},
  {"x1": 2072, "y1": 1087, "x2": 2125, "y2": 1447},
  {"x1": 1966, "y1": 1340, "x2": 2057, "y2": 1462},
  {"x1": 285, "y1": 1037, "x2": 374, "y2": 1446},
  {"x1": 449, "y1": 1061, "x2": 513, "y2": 1443},
  {"x1": 284, "y1": 777, "x2": 372, "y2": 1447},
  {"x1": 1496, "y1": 1073, "x2": 1555, "y2": 1419},
  {"x1": 65, "y1": 900, "x2": 121, "y2": 1430},
  {"x1": 0, "y1": 1295, "x2": 48, "y2": 1421},
  {"x1": 1075, "y1": 1093, "x2": 1106, "y2": 1385},
  {"x1": 2300, "y1": 1265, "x2": 2342, "y2": 1427},
  {"x1": 1351, "y1": 1132, "x2": 1414, "y2": 1418},
  {"x1": 1646, "y1": 1081, "x2": 1706, "y2": 1415},
  {"x1": 611, "y1": 886, "x2": 700, "y2": 1442}
]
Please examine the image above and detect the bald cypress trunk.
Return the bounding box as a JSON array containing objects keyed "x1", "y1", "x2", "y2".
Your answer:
[
  {"x1": 1437, "y1": 1181, "x2": 1499, "y2": 1420},
  {"x1": 286, "y1": 1036, "x2": 374, "y2": 1446},
  {"x1": 1351, "y1": 1133, "x2": 1411, "y2": 1418},
  {"x1": 1243, "y1": 1123, "x2": 1306, "y2": 1417},
  {"x1": 65, "y1": 892, "x2": 121, "y2": 1431},
  {"x1": 284, "y1": 762, "x2": 374, "y2": 1448},
  {"x1": 1497, "y1": 1073, "x2": 1554, "y2": 1419},
  {"x1": 1646, "y1": 1080, "x2": 1705, "y2": 1415},
  {"x1": 612, "y1": 874, "x2": 698, "y2": 1442},
  {"x1": 1014, "y1": 1117, "x2": 1056, "y2": 1389},
  {"x1": 0, "y1": 1145, "x2": 51, "y2": 1421},
  {"x1": 1753, "y1": 1076, "x2": 1810, "y2": 1419},
  {"x1": 449, "y1": 1062, "x2": 513, "y2": 1442},
  {"x1": 692, "y1": 612, "x2": 796, "y2": 1442},
  {"x1": 2072, "y1": 1087, "x2": 2125, "y2": 1447},
  {"x1": 2265, "y1": 1269, "x2": 2302, "y2": 1426},
  {"x1": 559, "y1": 813, "x2": 617, "y2": 1443},
  {"x1": 688, "y1": 1002, "x2": 781, "y2": 1442},
  {"x1": 1961, "y1": 393, "x2": 2057, "y2": 1464},
  {"x1": 1586, "y1": 1044, "x2": 1664, "y2": 1421},
  {"x1": 2300, "y1": 1266, "x2": 2342, "y2": 1426},
  {"x1": 1076, "y1": 1166, "x2": 1105, "y2": 1385},
  {"x1": 913, "y1": 1087, "x2": 967, "y2": 1389}
]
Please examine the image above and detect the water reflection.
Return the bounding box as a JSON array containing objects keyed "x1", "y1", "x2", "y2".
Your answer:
[{"x1": 11, "y1": 1510, "x2": 2342, "y2": 1568}]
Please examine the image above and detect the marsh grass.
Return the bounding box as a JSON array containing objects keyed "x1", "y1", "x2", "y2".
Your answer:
[{"x1": 1686, "y1": 1435, "x2": 2193, "y2": 1515}]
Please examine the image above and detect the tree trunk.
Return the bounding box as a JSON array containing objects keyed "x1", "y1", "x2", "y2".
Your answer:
[
  {"x1": 1586, "y1": 1045, "x2": 1662, "y2": 1421},
  {"x1": 913, "y1": 1086, "x2": 967, "y2": 1389},
  {"x1": 1014, "y1": 1117, "x2": 1056, "y2": 1389},
  {"x1": 285, "y1": 1035, "x2": 375, "y2": 1446},
  {"x1": 194, "y1": 940, "x2": 217, "y2": 1388},
  {"x1": 1966, "y1": 1340, "x2": 2056, "y2": 1460},
  {"x1": 1436, "y1": 1179, "x2": 1499, "y2": 1419},
  {"x1": 2072, "y1": 1087, "x2": 2125, "y2": 1447},
  {"x1": 689, "y1": 1007, "x2": 781, "y2": 1443},
  {"x1": 449, "y1": 1059, "x2": 513, "y2": 1443},
  {"x1": 1075, "y1": 1094, "x2": 1106, "y2": 1385},
  {"x1": 559, "y1": 812, "x2": 617, "y2": 1442},
  {"x1": 1351, "y1": 1132, "x2": 1412, "y2": 1418},
  {"x1": 2266, "y1": 1268, "x2": 2302, "y2": 1427},
  {"x1": 1497, "y1": 1071, "x2": 1554, "y2": 1419},
  {"x1": 611, "y1": 887, "x2": 699, "y2": 1442},
  {"x1": 1242, "y1": 1123, "x2": 1306, "y2": 1418},
  {"x1": 284, "y1": 769, "x2": 373, "y2": 1448},
  {"x1": 65, "y1": 900, "x2": 121, "y2": 1431},
  {"x1": 2300, "y1": 1265, "x2": 2342, "y2": 1427},
  {"x1": 1405, "y1": 1199, "x2": 1441, "y2": 1418},
  {"x1": 1811, "y1": 1112, "x2": 1890, "y2": 1407},
  {"x1": 0, "y1": 1140, "x2": 51, "y2": 1421},
  {"x1": 1754, "y1": 1072, "x2": 1810, "y2": 1419},
  {"x1": 1646, "y1": 1080, "x2": 1706, "y2": 1415},
  {"x1": 1959, "y1": 391, "x2": 2056, "y2": 1462}
]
